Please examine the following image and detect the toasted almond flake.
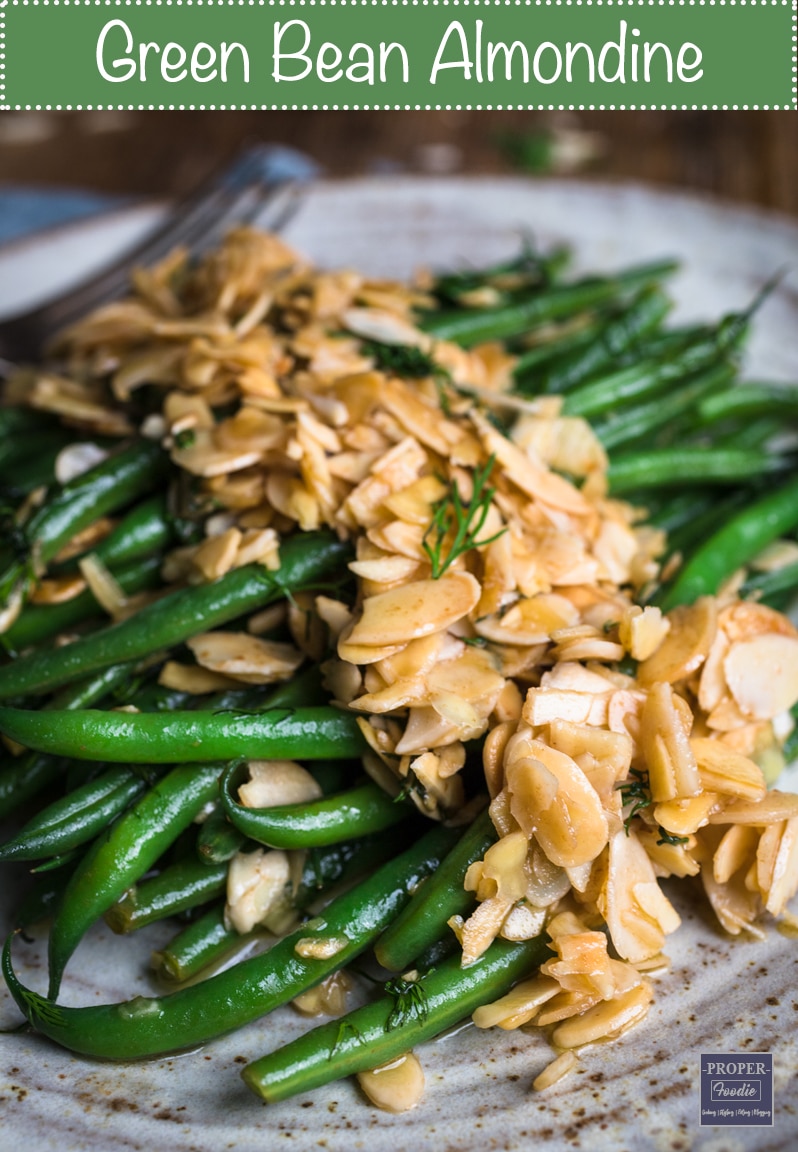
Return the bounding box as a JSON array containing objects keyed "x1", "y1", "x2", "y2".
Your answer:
[
  {"x1": 226, "y1": 848, "x2": 292, "y2": 935},
  {"x1": 523, "y1": 688, "x2": 609, "y2": 728},
  {"x1": 158, "y1": 662, "x2": 241, "y2": 695},
  {"x1": 690, "y1": 736, "x2": 766, "y2": 801},
  {"x1": 193, "y1": 528, "x2": 242, "y2": 582},
  {"x1": 533, "y1": 1051, "x2": 580, "y2": 1091},
  {"x1": 357, "y1": 1052, "x2": 425, "y2": 1114},
  {"x1": 186, "y1": 631, "x2": 303, "y2": 684},
  {"x1": 724, "y1": 633, "x2": 798, "y2": 720},
  {"x1": 345, "y1": 572, "x2": 480, "y2": 648},
  {"x1": 637, "y1": 598, "x2": 717, "y2": 686},
  {"x1": 239, "y1": 760, "x2": 323, "y2": 809},
  {"x1": 30, "y1": 574, "x2": 88, "y2": 606},
  {"x1": 619, "y1": 605, "x2": 671, "y2": 662},
  {"x1": 292, "y1": 970, "x2": 351, "y2": 1018},
  {"x1": 473, "y1": 975, "x2": 560, "y2": 1030},
  {"x1": 552, "y1": 983, "x2": 653, "y2": 1049},
  {"x1": 707, "y1": 791, "x2": 798, "y2": 825},
  {"x1": 640, "y1": 683, "x2": 701, "y2": 803},
  {"x1": 654, "y1": 793, "x2": 721, "y2": 836},
  {"x1": 294, "y1": 935, "x2": 350, "y2": 960},
  {"x1": 246, "y1": 603, "x2": 287, "y2": 636}
]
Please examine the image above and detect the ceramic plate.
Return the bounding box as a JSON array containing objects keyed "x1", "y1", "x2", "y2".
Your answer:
[{"x1": 1, "y1": 177, "x2": 797, "y2": 1152}]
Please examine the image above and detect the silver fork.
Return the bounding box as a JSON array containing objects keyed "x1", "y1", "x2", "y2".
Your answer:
[{"x1": 0, "y1": 146, "x2": 303, "y2": 365}]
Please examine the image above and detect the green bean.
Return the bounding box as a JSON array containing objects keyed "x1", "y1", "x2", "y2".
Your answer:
[
  {"x1": 54, "y1": 493, "x2": 174, "y2": 574},
  {"x1": 0, "y1": 429, "x2": 73, "y2": 477},
  {"x1": 421, "y1": 260, "x2": 677, "y2": 347},
  {"x1": 5, "y1": 554, "x2": 163, "y2": 652},
  {"x1": 196, "y1": 805, "x2": 247, "y2": 865},
  {"x1": 530, "y1": 286, "x2": 671, "y2": 395},
  {"x1": 662, "y1": 474, "x2": 798, "y2": 609},
  {"x1": 0, "y1": 663, "x2": 132, "y2": 819},
  {"x1": 607, "y1": 447, "x2": 788, "y2": 496},
  {"x1": 661, "y1": 489, "x2": 752, "y2": 562},
  {"x1": 157, "y1": 825, "x2": 416, "y2": 983},
  {"x1": 152, "y1": 904, "x2": 244, "y2": 984},
  {"x1": 695, "y1": 383, "x2": 798, "y2": 428},
  {"x1": 241, "y1": 934, "x2": 551, "y2": 1105},
  {"x1": 594, "y1": 363, "x2": 733, "y2": 452},
  {"x1": 105, "y1": 857, "x2": 228, "y2": 934},
  {"x1": 0, "y1": 530, "x2": 351, "y2": 699},
  {"x1": 0, "y1": 439, "x2": 169, "y2": 610},
  {"x1": 47, "y1": 761, "x2": 225, "y2": 997},
  {"x1": 0, "y1": 405, "x2": 58, "y2": 438},
  {"x1": 375, "y1": 807, "x2": 497, "y2": 972},
  {"x1": 3, "y1": 824, "x2": 458, "y2": 1056},
  {"x1": 14, "y1": 862, "x2": 80, "y2": 929},
  {"x1": 0, "y1": 704, "x2": 365, "y2": 764},
  {"x1": 740, "y1": 560, "x2": 798, "y2": 603},
  {"x1": 433, "y1": 245, "x2": 570, "y2": 306},
  {"x1": 0, "y1": 766, "x2": 148, "y2": 862},
  {"x1": 220, "y1": 763, "x2": 406, "y2": 849}
]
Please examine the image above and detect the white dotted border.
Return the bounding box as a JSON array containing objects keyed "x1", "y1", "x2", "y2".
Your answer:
[{"x1": 0, "y1": 0, "x2": 795, "y2": 110}]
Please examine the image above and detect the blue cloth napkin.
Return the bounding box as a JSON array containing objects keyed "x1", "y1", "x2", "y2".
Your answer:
[{"x1": 0, "y1": 145, "x2": 320, "y2": 248}]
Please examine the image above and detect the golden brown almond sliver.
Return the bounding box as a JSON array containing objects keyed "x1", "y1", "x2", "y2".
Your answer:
[
  {"x1": 344, "y1": 572, "x2": 480, "y2": 648},
  {"x1": 690, "y1": 736, "x2": 766, "y2": 801},
  {"x1": 637, "y1": 597, "x2": 717, "y2": 686}
]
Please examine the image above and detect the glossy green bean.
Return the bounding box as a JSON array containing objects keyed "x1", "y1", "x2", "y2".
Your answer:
[
  {"x1": 0, "y1": 704, "x2": 365, "y2": 764},
  {"x1": 594, "y1": 362, "x2": 733, "y2": 452},
  {"x1": 0, "y1": 663, "x2": 132, "y2": 819},
  {"x1": 422, "y1": 260, "x2": 676, "y2": 347},
  {"x1": 374, "y1": 806, "x2": 497, "y2": 972},
  {"x1": 220, "y1": 764, "x2": 406, "y2": 849},
  {"x1": 0, "y1": 766, "x2": 147, "y2": 862},
  {"x1": 607, "y1": 446, "x2": 788, "y2": 496},
  {"x1": 0, "y1": 530, "x2": 351, "y2": 699},
  {"x1": 662, "y1": 474, "x2": 798, "y2": 609},
  {"x1": 157, "y1": 825, "x2": 415, "y2": 983},
  {"x1": 46, "y1": 761, "x2": 225, "y2": 997},
  {"x1": 106, "y1": 857, "x2": 228, "y2": 933},
  {"x1": 0, "y1": 439, "x2": 168, "y2": 609},
  {"x1": 152, "y1": 903, "x2": 245, "y2": 983},
  {"x1": 196, "y1": 805, "x2": 247, "y2": 865},
  {"x1": 534, "y1": 286, "x2": 671, "y2": 395},
  {"x1": 241, "y1": 934, "x2": 551, "y2": 1105},
  {"x1": 3, "y1": 824, "x2": 458, "y2": 1057},
  {"x1": 54, "y1": 493, "x2": 174, "y2": 573}
]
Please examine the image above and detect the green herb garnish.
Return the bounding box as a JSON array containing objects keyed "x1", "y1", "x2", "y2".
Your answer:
[{"x1": 422, "y1": 454, "x2": 506, "y2": 579}]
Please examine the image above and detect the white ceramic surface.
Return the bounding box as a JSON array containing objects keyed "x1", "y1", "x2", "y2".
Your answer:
[{"x1": 1, "y1": 178, "x2": 797, "y2": 1152}]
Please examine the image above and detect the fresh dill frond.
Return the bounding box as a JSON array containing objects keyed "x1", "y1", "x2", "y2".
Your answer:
[
  {"x1": 362, "y1": 340, "x2": 443, "y2": 379},
  {"x1": 331, "y1": 1017, "x2": 366, "y2": 1057},
  {"x1": 422, "y1": 454, "x2": 506, "y2": 579},
  {"x1": 656, "y1": 828, "x2": 690, "y2": 847},
  {"x1": 385, "y1": 975, "x2": 430, "y2": 1031},
  {"x1": 618, "y1": 768, "x2": 653, "y2": 833}
]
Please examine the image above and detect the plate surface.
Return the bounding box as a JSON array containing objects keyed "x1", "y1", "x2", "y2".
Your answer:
[{"x1": 1, "y1": 177, "x2": 798, "y2": 1152}]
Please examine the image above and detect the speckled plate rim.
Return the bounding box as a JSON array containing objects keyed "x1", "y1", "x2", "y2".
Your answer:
[{"x1": 1, "y1": 175, "x2": 798, "y2": 1152}]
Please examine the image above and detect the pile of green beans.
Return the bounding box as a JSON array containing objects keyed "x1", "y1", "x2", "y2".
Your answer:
[{"x1": 0, "y1": 242, "x2": 797, "y2": 1116}]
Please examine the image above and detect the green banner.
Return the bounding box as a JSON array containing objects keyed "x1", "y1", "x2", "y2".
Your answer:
[{"x1": 1, "y1": 0, "x2": 795, "y2": 109}]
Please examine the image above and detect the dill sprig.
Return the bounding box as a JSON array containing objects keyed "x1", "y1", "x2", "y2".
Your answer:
[
  {"x1": 618, "y1": 768, "x2": 653, "y2": 833},
  {"x1": 656, "y1": 829, "x2": 690, "y2": 847},
  {"x1": 385, "y1": 975, "x2": 430, "y2": 1031},
  {"x1": 422, "y1": 455, "x2": 506, "y2": 579},
  {"x1": 618, "y1": 769, "x2": 691, "y2": 846},
  {"x1": 362, "y1": 340, "x2": 445, "y2": 380}
]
